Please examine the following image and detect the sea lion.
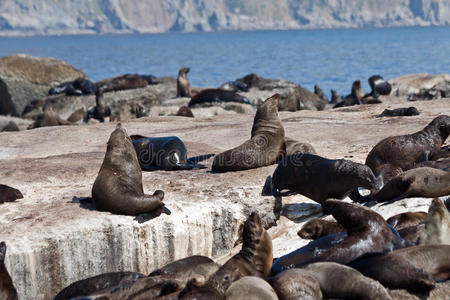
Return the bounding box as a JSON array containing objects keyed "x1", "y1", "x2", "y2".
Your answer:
[
  {"x1": 330, "y1": 89, "x2": 342, "y2": 104},
  {"x1": 349, "y1": 245, "x2": 450, "y2": 292},
  {"x1": 271, "y1": 200, "x2": 407, "y2": 274},
  {"x1": 297, "y1": 218, "x2": 344, "y2": 240},
  {"x1": 177, "y1": 67, "x2": 191, "y2": 97},
  {"x1": 67, "y1": 107, "x2": 85, "y2": 123},
  {"x1": 365, "y1": 115, "x2": 450, "y2": 177},
  {"x1": 304, "y1": 262, "x2": 392, "y2": 300},
  {"x1": 314, "y1": 84, "x2": 328, "y2": 102},
  {"x1": 219, "y1": 81, "x2": 249, "y2": 92},
  {"x1": 397, "y1": 224, "x2": 424, "y2": 244},
  {"x1": 84, "y1": 89, "x2": 111, "y2": 123},
  {"x1": 225, "y1": 277, "x2": 278, "y2": 300},
  {"x1": 386, "y1": 211, "x2": 427, "y2": 230},
  {"x1": 404, "y1": 158, "x2": 450, "y2": 172},
  {"x1": 1, "y1": 121, "x2": 19, "y2": 132},
  {"x1": 130, "y1": 135, "x2": 208, "y2": 171},
  {"x1": 418, "y1": 198, "x2": 450, "y2": 245},
  {"x1": 54, "y1": 272, "x2": 145, "y2": 300},
  {"x1": 333, "y1": 80, "x2": 363, "y2": 108},
  {"x1": 149, "y1": 256, "x2": 218, "y2": 277},
  {"x1": 269, "y1": 153, "x2": 379, "y2": 206},
  {"x1": 0, "y1": 185, "x2": 23, "y2": 204},
  {"x1": 92, "y1": 124, "x2": 169, "y2": 216},
  {"x1": 368, "y1": 167, "x2": 450, "y2": 203},
  {"x1": 379, "y1": 107, "x2": 420, "y2": 117},
  {"x1": 212, "y1": 94, "x2": 285, "y2": 172},
  {"x1": 431, "y1": 144, "x2": 450, "y2": 160},
  {"x1": 96, "y1": 74, "x2": 148, "y2": 93},
  {"x1": 49, "y1": 77, "x2": 96, "y2": 96},
  {"x1": 284, "y1": 137, "x2": 316, "y2": 156},
  {"x1": 0, "y1": 242, "x2": 18, "y2": 300},
  {"x1": 188, "y1": 89, "x2": 252, "y2": 107},
  {"x1": 367, "y1": 74, "x2": 392, "y2": 96},
  {"x1": 27, "y1": 106, "x2": 72, "y2": 129},
  {"x1": 268, "y1": 268, "x2": 322, "y2": 300},
  {"x1": 176, "y1": 106, "x2": 194, "y2": 118}
]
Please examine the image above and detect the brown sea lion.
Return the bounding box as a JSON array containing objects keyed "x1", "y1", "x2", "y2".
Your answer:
[
  {"x1": 297, "y1": 218, "x2": 344, "y2": 240},
  {"x1": 431, "y1": 144, "x2": 450, "y2": 160},
  {"x1": 84, "y1": 89, "x2": 111, "y2": 123},
  {"x1": 96, "y1": 74, "x2": 148, "y2": 93},
  {"x1": 0, "y1": 242, "x2": 18, "y2": 300},
  {"x1": 314, "y1": 84, "x2": 328, "y2": 103},
  {"x1": 404, "y1": 157, "x2": 450, "y2": 172},
  {"x1": 177, "y1": 67, "x2": 191, "y2": 97},
  {"x1": 304, "y1": 262, "x2": 392, "y2": 300},
  {"x1": 67, "y1": 107, "x2": 85, "y2": 123},
  {"x1": 212, "y1": 94, "x2": 285, "y2": 172},
  {"x1": 27, "y1": 106, "x2": 72, "y2": 129},
  {"x1": 386, "y1": 211, "x2": 427, "y2": 230},
  {"x1": 419, "y1": 198, "x2": 450, "y2": 245},
  {"x1": 188, "y1": 89, "x2": 252, "y2": 107},
  {"x1": 284, "y1": 137, "x2": 316, "y2": 156},
  {"x1": 349, "y1": 245, "x2": 450, "y2": 292},
  {"x1": 92, "y1": 124, "x2": 169, "y2": 216},
  {"x1": 149, "y1": 256, "x2": 217, "y2": 277},
  {"x1": 0, "y1": 185, "x2": 23, "y2": 204},
  {"x1": 330, "y1": 89, "x2": 342, "y2": 104},
  {"x1": 397, "y1": 224, "x2": 424, "y2": 244},
  {"x1": 367, "y1": 75, "x2": 392, "y2": 96},
  {"x1": 176, "y1": 106, "x2": 194, "y2": 118},
  {"x1": 268, "y1": 268, "x2": 322, "y2": 300},
  {"x1": 225, "y1": 276, "x2": 278, "y2": 300},
  {"x1": 333, "y1": 80, "x2": 363, "y2": 108},
  {"x1": 271, "y1": 200, "x2": 407, "y2": 274},
  {"x1": 379, "y1": 107, "x2": 420, "y2": 117},
  {"x1": 369, "y1": 167, "x2": 450, "y2": 203}
]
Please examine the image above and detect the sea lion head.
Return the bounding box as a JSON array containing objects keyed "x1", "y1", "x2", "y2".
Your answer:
[
  {"x1": 179, "y1": 67, "x2": 190, "y2": 76},
  {"x1": 297, "y1": 219, "x2": 324, "y2": 239},
  {"x1": 107, "y1": 123, "x2": 131, "y2": 149},
  {"x1": 430, "y1": 115, "x2": 450, "y2": 139},
  {"x1": 257, "y1": 93, "x2": 280, "y2": 116},
  {"x1": 339, "y1": 161, "x2": 380, "y2": 191}
]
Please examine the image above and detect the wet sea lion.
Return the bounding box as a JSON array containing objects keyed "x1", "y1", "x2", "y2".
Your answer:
[
  {"x1": 284, "y1": 137, "x2": 316, "y2": 155},
  {"x1": 0, "y1": 242, "x2": 18, "y2": 300},
  {"x1": 84, "y1": 89, "x2": 111, "y2": 123},
  {"x1": 225, "y1": 276, "x2": 278, "y2": 300},
  {"x1": 387, "y1": 211, "x2": 427, "y2": 230},
  {"x1": 0, "y1": 185, "x2": 23, "y2": 204},
  {"x1": 188, "y1": 89, "x2": 252, "y2": 107},
  {"x1": 1, "y1": 121, "x2": 19, "y2": 132},
  {"x1": 269, "y1": 154, "x2": 379, "y2": 206},
  {"x1": 177, "y1": 67, "x2": 191, "y2": 97},
  {"x1": 212, "y1": 94, "x2": 285, "y2": 172},
  {"x1": 130, "y1": 135, "x2": 209, "y2": 171},
  {"x1": 304, "y1": 262, "x2": 392, "y2": 300},
  {"x1": 268, "y1": 268, "x2": 322, "y2": 300},
  {"x1": 49, "y1": 77, "x2": 96, "y2": 96},
  {"x1": 379, "y1": 107, "x2": 420, "y2": 117},
  {"x1": 219, "y1": 81, "x2": 249, "y2": 92},
  {"x1": 176, "y1": 106, "x2": 194, "y2": 118},
  {"x1": 419, "y1": 198, "x2": 450, "y2": 245},
  {"x1": 92, "y1": 124, "x2": 169, "y2": 216},
  {"x1": 272, "y1": 200, "x2": 407, "y2": 274},
  {"x1": 314, "y1": 84, "x2": 328, "y2": 102},
  {"x1": 96, "y1": 74, "x2": 148, "y2": 93},
  {"x1": 297, "y1": 218, "x2": 344, "y2": 240},
  {"x1": 27, "y1": 106, "x2": 72, "y2": 129}
]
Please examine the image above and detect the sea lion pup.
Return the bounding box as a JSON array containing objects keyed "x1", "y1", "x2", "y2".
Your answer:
[
  {"x1": 314, "y1": 84, "x2": 328, "y2": 102},
  {"x1": 180, "y1": 212, "x2": 272, "y2": 298},
  {"x1": 177, "y1": 67, "x2": 191, "y2": 97},
  {"x1": 225, "y1": 277, "x2": 278, "y2": 300},
  {"x1": 268, "y1": 268, "x2": 322, "y2": 300},
  {"x1": 269, "y1": 153, "x2": 379, "y2": 206},
  {"x1": 67, "y1": 107, "x2": 85, "y2": 123},
  {"x1": 297, "y1": 218, "x2": 344, "y2": 240},
  {"x1": 349, "y1": 245, "x2": 450, "y2": 292},
  {"x1": 92, "y1": 124, "x2": 169, "y2": 216},
  {"x1": 379, "y1": 107, "x2": 420, "y2": 117},
  {"x1": 27, "y1": 106, "x2": 72, "y2": 129},
  {"x1": 219, "y1": 81, "x2": 249, "y2": 92},
  {"x1": 419, "y1": 198, "x2": 450, "y2": 245},
  {"x1": 284, "y1": 137, "x2": 316, "y2": 156},
  {"x1": 84, "y1": 89, "x2": 111, "y2": 123},
  {"x1": 386, "y1": 211, "x2": 427, "y2": 230},
  {"x1": 303, "y1": 262, "x2": 392, "y2": 300},
  {"x1": 95, "y1": 74, "x2": 148, "y2": 93},
  {"x1": 368, "y1": 167, "x2": 450, "y2": 204},
  {"x1": 176, "y1": 105, "x2": 194, "y2": 118},
  {"x1": 130, "y1": 135, "x2": 209, "y2": 171},
  {"x1": 333, "y1": 80, "x2": 364, "y2": 108},
  {"x1": 1, "y1": 121, "x2": 19, "y2": 132},
  {"x1": 330, "y1": 89, "x2": 342, "y2": 104},
  {"x1": 0, "y1": 185, "x2": 23, "y2": 204},
  {"x1": 188, "y1": 89, "x2": 252, "y2": 107},
  {"x1": 54, "y1": 271, "x2": 145, "y2": 300},
  {"x1": 0, "y1": 242, "x2": 18, "y2": 300},
  {"x1": 271, "y1": 200, "x2": 405, "y2": 274},
  {"x1": 212, "y1": 94, "x2": 285, "y2": 172}
]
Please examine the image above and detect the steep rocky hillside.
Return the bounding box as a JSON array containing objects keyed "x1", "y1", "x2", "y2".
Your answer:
[{"x1": 0, "y1": 0, "x2": 449, "y2": 36}]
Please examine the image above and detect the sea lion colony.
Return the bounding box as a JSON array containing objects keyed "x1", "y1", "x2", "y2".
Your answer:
[{"x1": 1, "y1": 69, "x2": 449, "y2": 300}]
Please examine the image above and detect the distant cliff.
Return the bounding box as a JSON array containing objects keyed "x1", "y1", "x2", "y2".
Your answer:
[{"x1": 0, "y1": 0, "x2": 449, "y2": 36}]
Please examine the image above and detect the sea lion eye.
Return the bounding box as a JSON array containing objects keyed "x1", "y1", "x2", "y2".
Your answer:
[{"x1": 223, "y1": 275, "x2": 230, "y2": 282}]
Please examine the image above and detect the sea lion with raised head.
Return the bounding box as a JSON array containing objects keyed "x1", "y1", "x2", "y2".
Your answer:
[
  {"x1": 188, "y1": 89, "x2": 252, "y2": 107},
  {"x1": 0, "y1": 242, "x2": 17, "y2": 300},
  {"x1": 177, "y1": 67, "x2": 191, "y2": 97},
  {"x1": 27, "y1": 106, "x2": 72, "y2": 129},
  {"x1": 92, "y1": 124, "x2": 169, "y2": 216},
  {"x1": 284, "y1": 137, "x2": 316, "y2": 156},
  {"x1": 96, "y1": 74, "x2": 148, "y2": 93},
  {"x1": 387, "y1": 211, "x2": 427, "y2": 230},
  {"x1": 0, "y1": 185, "x2": 23, "y2": 204},
  {"x1": 333, "y1": 80, "x2": 364, "y2": 108},
  {"x1": 314, "y1": 84, "x2": 328, "y2": 103},
  {"x1": 226, "y1": 276, "x2": 278, "y2": 300},
  {"x1": 297, "y1": 218, "x2": 344, "y2": 240},
  {"x1": 419, "y1": 198, "x2": 450, "y2": 245},
  {"x1": 84, "y1": 89, "x2": 111, "y2": 123},
  {"x1": 268, "y1": 268, "x2": 322, "y2": 300},
  {"x1": 330, "y1": 89, "x2": 342, "y2": 104},
  {"x1": 379, "y1": 107, "x2": 420, "y2": 117},
  {"x1": 212, "y1": 94, "x2": 285, "y2": 172}
]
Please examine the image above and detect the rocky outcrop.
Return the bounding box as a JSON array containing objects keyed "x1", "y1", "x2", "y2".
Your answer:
[
  {"x1": 0, "y1": 54, "x2": 86, "y2": 116},
  {"x1": 0, "y1": 0, "x2": 448, "y2": 36},
  {"x1": 389, "y1": 73, "x2": 450, "y2": 101}
]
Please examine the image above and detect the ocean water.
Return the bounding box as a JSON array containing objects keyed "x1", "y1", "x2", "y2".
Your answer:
[{"x1": 0, "y1": 26, "x2": 449, "y2": 97}]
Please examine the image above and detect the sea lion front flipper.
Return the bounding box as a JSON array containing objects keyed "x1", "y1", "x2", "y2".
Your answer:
[{"x1": 187, "y1": 154, "x2": 215, "y2": 164}]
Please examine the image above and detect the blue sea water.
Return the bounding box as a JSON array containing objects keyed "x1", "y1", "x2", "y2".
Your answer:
[{"x1": 0, "y1": 26, "x2": 449, "y2": 97}]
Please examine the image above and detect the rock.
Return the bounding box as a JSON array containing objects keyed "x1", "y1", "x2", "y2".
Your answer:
[
  {"x1": 0, "y1": 116, "x2": 33, "y2": 131},
  {"x1": 0, "y1": 54, "x2": 86, "y2": 116},
  {"x1": 389, "y1": 74, "x2": 450, "y2": 101}
]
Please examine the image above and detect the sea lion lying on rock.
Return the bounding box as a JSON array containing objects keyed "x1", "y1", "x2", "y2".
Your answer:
[
  {"x1": 27, "y1": 106, "x2": 72, "y2": 129},
  {"x1": 379, "y1": 107, "x2": 420, "y2": 117},
  {"x1": 96, "y1": 74, "x2": 148, "y2": 93},
  {"x1": 92, "y1": 124, "x2": 170, "y2": 216},
  {"x1": 226, "y1": 276, "x2": 278, "y2": 300},
  {"x1": 297, "y1": 218, "x2": 344, "y2": 240},
  {"x1": 268, "y1": 268, "x2": 322, "y2": 300},
  {"x1": 0, "y1": 185, "x2": 23, "y2": 204},
  {"x1": 188, "y1": 89, "x2": 252, "y2": 107},
  {"x1": 387, "y1": 211, "x2": 427, "y2": 230},
  {"x1": 0, "y1": 242, "x2": 18, "y2": 300},
  {"x1": 219, "y1": 81, "x2": 249, "y2": 92},
  {"x1": 49, "y1": 77, "x2": 96, "y2": 96},
  {"x1": 1, "y1": 121, "x2": 19, "y2": 132}
]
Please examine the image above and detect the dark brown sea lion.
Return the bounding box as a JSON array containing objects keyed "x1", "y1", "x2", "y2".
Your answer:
[
  {"x1": 379, "y1": 107, "x2": 420, "y2": 117},
  {"x1": 304, "y1": 262, "x2": 392, "y2": 300},
  {"x1": 271, "y1": 200, "x2": 406, "y2": 274},
  {"x1": 177, "y1": 67, "x2": 191, "y2": 97},
  {"x1": 269, "y1": 154, "x2": 379, "y2": 206},
  {"x1": 92, "y1": 124, "x2": 169, "y2": 216},
  {"x1": 330, "y1": 89, "x2": 342, "y2": 104},
  {"x1": 84, "y1": 89, "x2": 111, "y2": 123},
  {"x1": 181, "y1": 212, "x2": 272, "y2": 298},
  {"x1": 404, "y1": 158, "x2": 450, "y2": 172},
  {"x1": 333, "y1": 80, "x2": 363, "y2": 108},
  {"x1": 212, "y1": 94, "x2": 285, "y2": 172},
  {"x1": 1, "y1": 121, "x2": 19, "y2": 132},
  {"x1": 0, "y1": 242, "x2": 18, "y2": 300},
  {"x1": 297, "y1": 218, "x2": 344, "y2": 240},
  {"x1": 67, "y1": 107, "x2": 85, "y2": 123},
  {"x1": 431, "y1": 144, "x2": 450, "y2": 160},
  {"x1": 418, "y1": 198, "x2": 450, "y2": 245},
  {"x1": 54, "y1": 271, "x2": 145, "y2": 300},
  {"x1": 148, "y1": 256, "x2": 217, "y2": 277},
  {"x1": 314, "y1": 84, "x2": 328, "y2": 102},
  {"x1": 397, "y1": 224, "x2": 424, "y2": 244},
  {"x1": 268, "y1": 268, "x2": 322, "y2": 300},
  {"x1": 225, "y1": 276, "x2": 278, "y2": 300},
  {"x1": 188, "y1": 89, "x2": 252, "y2": 107},
  {"x1": 27, "y1": 106, "x2": 72, "y2": 129},
  {"x1": 349, "y1": 245, "x2": 450, "y2": 292},
  {"x1": 49, "y1": 77, "x2": 96, "y2": 96},
  {"x1": 176, "y1": 106, "x2": 194, "y2": 118},
  {"x1": 96, "y1": 74, "x2": 148, "y2": 93},
  {"x1": 284, "y1": 137, "x2": 316, "y2": 156},
  {"x1": 0, "y1": 185, "x2": 23, "y2": 204},
  {"x1": 368, "y1": 75, "x2": 392, "y2": 96},
  {"x1": 369, "y1": 167, "x2": 450, "y2": 203},
  {"x1": 386, "y1": 211, "x2": 427, "y2": 230}
]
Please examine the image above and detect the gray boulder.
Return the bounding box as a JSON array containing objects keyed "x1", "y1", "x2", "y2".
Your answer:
[{"x1": 389, "y1": 73, "x2": 450, "y2": 101}]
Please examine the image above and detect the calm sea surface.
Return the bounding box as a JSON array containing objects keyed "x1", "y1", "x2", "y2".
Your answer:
[{"x1": 1, "y1": 27, "x2": 449, "y2": 97}]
